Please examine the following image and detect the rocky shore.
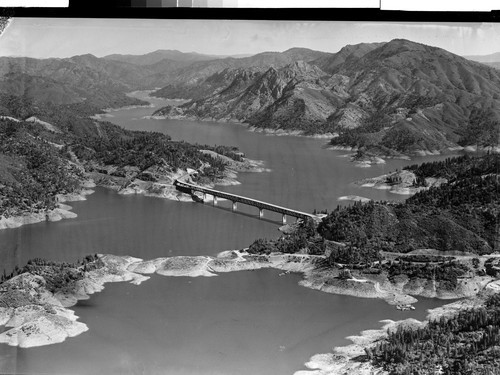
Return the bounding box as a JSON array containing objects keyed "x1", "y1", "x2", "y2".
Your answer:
[
  {"x1": 0, "y1": 150, "x2": 269, "y2": 232},
  {"x1": 247, "y1": 126, "x2": 337, "y2": 139},
  {"x1": 2, "y1": 250, "x2": 498, "y2": 349},
  {"x1": 0, "y1": 255, "x2": 148, "y2": 348},
  {"x1": 355, "y1": 169, "x2": 446, "y2": 195},
  {"x1": 0, "y1": 185, "x2": 95, "y2": 231},
  {"x1": 149, "y1": 111, "x2": 337, "y2": 139},
  {"x1": 295, "y1": 282, "x2": 500, "y2": 375},
  {"x1": 91, "y1": 152, "x2": 269, "y2": 202}
]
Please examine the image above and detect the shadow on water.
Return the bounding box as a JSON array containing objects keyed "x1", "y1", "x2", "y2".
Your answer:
[
  {"x1": 74, "y1": 299, "x2": 97, "y2": 308},
  {"x1": 191, "y1": 201, "x2": 297, "y2": 226}
]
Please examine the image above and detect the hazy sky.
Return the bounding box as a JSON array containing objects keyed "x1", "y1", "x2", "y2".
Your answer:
[{"x1": 1, "y1": 18, "x2": 499, "y2": 58}]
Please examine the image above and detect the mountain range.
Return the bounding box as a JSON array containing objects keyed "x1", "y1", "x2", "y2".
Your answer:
[
  {"x1": 0, "y1": 39, "x2": 499, "y2": 157},
  {"x1": 465, "y1": 51, "x2": 500, "y2": 63},
  {"x1": 103, "y1": 49, "x2": 221, "y2": 65},
  {"x1": 464, "y1": 52, "x2": 500, "y2": 71},
  {"x1": 153, "y1": 39, "x2": 500, "y2": 155}
]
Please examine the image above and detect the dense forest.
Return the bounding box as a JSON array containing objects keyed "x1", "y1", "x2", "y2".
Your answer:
[
  {"x1": 248, "y1": 155, "x2": 499, "y2": 258},
  {"x1": 0, "y1": 95, "x2": 244, "y2": 217},
  {"x1": 404, "y1": 153, "x2": 500, "y2": 183},
  {"x1": 0, "y1": 119, "x2": 83, "y2": 217},
  {"x1": 245, "y1": 153, "x2": 500, "y2": 373},
  {"x1": 0, "y1": 255, "x2": 104, "y2": 293},
  {"x1": 247, "y1": 218, "x2": 323, "y2": 255},
  {"x1": 318, "y1": 154, "x2": 499, "y2": 256},
  {"x1": 71, "y1": 123, "x2": 241, "y2": 180},
  {"x1": 369, "y1": 293, "x2": 500, "y2": 375},
  {"x1": 248, "y1": 153, "x2": 499, "y2": 286}
]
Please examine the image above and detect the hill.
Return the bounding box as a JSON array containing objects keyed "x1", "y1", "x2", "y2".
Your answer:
[
  {"x1": 485, "y1": 61, "x2": 500, "y2": 70},
  {"x1": 151, "y1": 47, "x2": 332, "y2": 100},
  {"x1": 103, "y1": 49, "x2": 220, "y2": 65},
  {"x1": 313, "y1": 42, "x2": 384, "y2": 74},
  {"x1": 0, "y1": 54, "x2": 202, "y2": 105},
  {"x1": 0, "y1": 55, "x2": 149, "y2": 108},
  {"x1": 154, "y1": 39, "x2": 500, "y2": 155},
  {"x1": 0, "y1": 95, "x2": 246, "y2": 221}
]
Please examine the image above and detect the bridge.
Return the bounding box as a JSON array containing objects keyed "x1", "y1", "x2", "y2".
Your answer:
[{"x1": 174, "y1": 178, "x2": 317, "y2": 225}]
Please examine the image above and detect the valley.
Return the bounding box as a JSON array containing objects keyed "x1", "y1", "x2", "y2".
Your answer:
[{"x1": 0, "y1": 20, "x2": 499, "y2": 375}]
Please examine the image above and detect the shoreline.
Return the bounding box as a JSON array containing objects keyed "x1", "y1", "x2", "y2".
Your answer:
[
  {"x1": 2, "y1": 250, "x2": 497, "y2": 349},
  {"x1": 355, "y1": 169, "x2": 446, "y2": 196},
  {"x1": 146, "y1": 111, "x2": 500, "y2": 158},
  {"x1": 294, "y1": 288, "x2": 500, "y2": 375},
  {"x1": 90, "y1": 103, "x2": 155, "y2": 120},
  {"x1": 0, "y1": 185, "x2": 95, "y2": 231},
  {"x1": 1, "y1": 101, "x2": 269, "y2": 231},
  {"x1": 92, "y1": 153, "x2": 269, "y2": 203},
  {"x1": 147, "y1": 112, "x2": 337, "y2": 140},
  {"x1": 88, "y1": 92, "x2": 270, "y2": 202}
]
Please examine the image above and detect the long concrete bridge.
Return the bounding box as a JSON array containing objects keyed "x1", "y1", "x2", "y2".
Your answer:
[{"x1": 174, "y1": 179, "x2": 317, "y2": 225}]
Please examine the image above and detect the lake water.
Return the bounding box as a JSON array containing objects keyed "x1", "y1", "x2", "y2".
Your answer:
[{"x1": 0, "y1": 92, "x2": 451, "y2": 374}]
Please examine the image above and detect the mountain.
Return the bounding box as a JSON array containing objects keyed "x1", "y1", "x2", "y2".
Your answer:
[
  {"x1": 157, "y1": 61, "x2": 340, "y2": 133},
  {"x1": 152, "y1": 47, "x2": 333, "y2": 100},
  {"x1": 0, "y1": 48, "x2": 332, "y2": 110},
  {"x1": 464, "y1": 51, "x2": 500, "y2": 63},
  {"x1": 0, "y1": 55, "x2": 150, "y2": 108},
  {"x1": 154, "y1": 39, "x2": 500, "y2": 154},
  {"x1": 329, "y1": 39, "x2": 500, "y2": 153},
  {"x1": 313, "y1": 42, "x2": 385, "y2": 74},
  {"x1": 0, "y1": 54, "x2": 195, "y2": 108},
  {"x1": 103, "y1": 49, "x2": 219, "y2": 65}
]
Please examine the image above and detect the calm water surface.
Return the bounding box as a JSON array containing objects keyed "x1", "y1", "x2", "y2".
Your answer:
[{"x1": 0, "y1": 92, "x2": 453, "y2": 374}]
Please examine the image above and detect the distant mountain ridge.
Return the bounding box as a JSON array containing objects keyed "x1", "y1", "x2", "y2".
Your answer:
[
  {"x1": 464, "y1": 51, "x2": 500, "y2": 63},
  {"x1": 0, "y1": 47, "x2": 333, "y2": 109},
  {"x1": 153, "y1": 39, "x2": 500, "y2": 155},
  {"x1": 103, "y1": 49, "x2": 221, "y2": 65},
  {"x1": 1, "y1": 41, "x2": 499, "y2": 157},
  {"x1": 151, "y1": 47, "x2": 333, "y2": 100}
]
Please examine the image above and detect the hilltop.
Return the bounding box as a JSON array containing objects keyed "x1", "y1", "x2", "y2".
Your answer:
[{"x1": 153, "y1": 39, "x2": 500, "y2": 156}]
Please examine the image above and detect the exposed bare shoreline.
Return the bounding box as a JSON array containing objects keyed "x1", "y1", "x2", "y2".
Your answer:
[
  {"x1": 355, "y1": 169, "x2": 448, "y2": 196},
  {"x1": 0, "y1": 152, "x2": 268, "y2": 231},
  {"x1": 1, "y1": 250, "x2": 498, "y2": 352},
  {"x1": 3, "y1": 91, "x2": 498, "y2": 372},
  {"x1": 0, "y1": 182, "x2": 96, "y2": 231}
]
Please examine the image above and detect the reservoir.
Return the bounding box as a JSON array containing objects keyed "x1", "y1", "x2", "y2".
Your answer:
[{"x1": 0, "y1": 92, "x2": 450, "y2": 374}]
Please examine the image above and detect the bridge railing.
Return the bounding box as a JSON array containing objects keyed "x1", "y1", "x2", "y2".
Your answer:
[{"x1": 174, "y1": 179, "x2": 315, "y2": 220}]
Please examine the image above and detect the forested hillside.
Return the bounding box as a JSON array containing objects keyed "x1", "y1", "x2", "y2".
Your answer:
[
  {"x1": 248, "y1": 154, "x2": 499, "y2": 300},
  {"x1": 371, "y1": 293, "x2": 500, "y2": 374},
  {"x1": 0, "y1": 96, "x2": 243, "y2": 218}
]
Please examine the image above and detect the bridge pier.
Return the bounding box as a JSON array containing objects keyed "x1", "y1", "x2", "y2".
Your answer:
[{"x1": 174, "y1": 179, "x2": 316, "y2": 225}]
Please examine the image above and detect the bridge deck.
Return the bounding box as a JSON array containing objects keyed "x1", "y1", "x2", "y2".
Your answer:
[{"x1": 174, "y1": 180, "x2": 315, "y2": 220}]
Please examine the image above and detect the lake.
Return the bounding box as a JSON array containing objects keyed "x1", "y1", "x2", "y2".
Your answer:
[{"x1": 0, "y1": 92, "x2": 451, "y2": 374}]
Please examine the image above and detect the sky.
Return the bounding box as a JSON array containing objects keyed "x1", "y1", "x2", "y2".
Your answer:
[{"x1": 0, "y1": 18, "x2": 499, "y2": 58}]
